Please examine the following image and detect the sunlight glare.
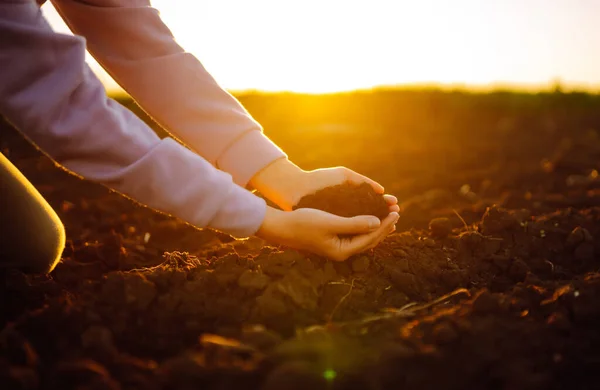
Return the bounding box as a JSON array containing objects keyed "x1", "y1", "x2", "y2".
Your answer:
[{"x1": 42, "y1": 0, "x2": 600, "y2": 93}]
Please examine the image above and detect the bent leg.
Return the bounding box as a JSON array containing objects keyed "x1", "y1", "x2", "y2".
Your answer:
[{"x1": 0, "y1": 153, "x2": 65, "y2": 273}]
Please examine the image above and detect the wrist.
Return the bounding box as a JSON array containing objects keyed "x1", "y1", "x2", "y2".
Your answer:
[
  {"x1": 256, "y1": 206, "x2": 289, "y2": 242},
  {"x1": 249, "y1": 158, "x2": 307, "y2": 210}
]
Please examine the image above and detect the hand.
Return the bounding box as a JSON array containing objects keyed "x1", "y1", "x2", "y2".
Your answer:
[
  {"x1": 250, "y1": 158, "x2": 399, "y2": 213},
  {"x1": 256, "y1": 206, "x2": 400, "y2": 261}
]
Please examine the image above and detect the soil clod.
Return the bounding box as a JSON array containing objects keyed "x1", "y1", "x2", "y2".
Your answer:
[
  {"x1": 429, "y1": 217, "x2": 453, "y2": 238},
  {"x1": 293, "y1": 183, "x2": 389, "y2": 220}
]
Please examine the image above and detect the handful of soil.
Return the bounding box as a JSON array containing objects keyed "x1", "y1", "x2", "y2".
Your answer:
[{"x1": 292, "y1": 182, "x2": 389, "y2": 220}]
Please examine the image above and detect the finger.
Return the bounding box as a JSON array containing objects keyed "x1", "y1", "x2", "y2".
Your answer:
[
  {"x1": 329, "y1": 214, "x2": 381, "y2": 235},
  {"x1": 389, "y1": 204, "x2": 400, "y2": 213},
  {"x1": 365, "y1": 214, "x2": 398, "y2": 250},
  {"x1": 340, "y1": 212, "x2": 399, "y2": 256},
  {"x1": 350, "y1": 213, "x2": 399, "y2": 254},
  {"x1": 383, "y1": 194, "x2": 398, "y2": 205},
  {"x1": 345, "y1": 169, "x2": 385, "y2": 194},
  {"x1": 367, "y1": 221, "x2": 397, "y2": 250}
]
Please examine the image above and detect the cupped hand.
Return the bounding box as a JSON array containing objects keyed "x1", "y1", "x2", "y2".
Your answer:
[
  {"x1": 256, "y1": 206, "x2": 400, "y2": 261},
  {"x1": 250, "y1": 158, "x2": 399, "y2": 213}
]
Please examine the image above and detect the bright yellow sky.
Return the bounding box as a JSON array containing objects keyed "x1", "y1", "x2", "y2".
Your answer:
[{"x1": 43, "y1": 0, "x2": 600, "y2": 93}]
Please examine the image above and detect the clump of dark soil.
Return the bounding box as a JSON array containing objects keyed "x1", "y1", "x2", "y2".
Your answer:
[
  {"x1": 293, "y1": 182, "x2": 389, "y2": 220},
  {"x1": 428, "y1": 217, "x2": 453, "y2": 238}
]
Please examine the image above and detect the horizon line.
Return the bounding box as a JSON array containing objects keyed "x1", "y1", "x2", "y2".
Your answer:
[{"x1": 108, "y1": 81, "x2": 600, "y2": 98}]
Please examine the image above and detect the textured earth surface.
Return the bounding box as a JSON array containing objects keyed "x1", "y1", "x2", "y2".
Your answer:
[{"x1": 2, "y1": 90, "x2": 600, "y2": 389}]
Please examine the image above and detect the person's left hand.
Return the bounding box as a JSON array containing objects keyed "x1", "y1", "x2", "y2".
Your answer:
[{"x1": 250, "y1": 158, "x2": 400, "y2": 213}]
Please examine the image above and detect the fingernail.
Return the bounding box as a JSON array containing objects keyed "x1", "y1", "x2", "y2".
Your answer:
[{"x1": 391, "y1": 212, "x2": 400, "y2": 223}]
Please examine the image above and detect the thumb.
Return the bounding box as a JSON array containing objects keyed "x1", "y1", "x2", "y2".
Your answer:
[{"x1": 329, "y1": 215, "x2": 381, "y2": 235}]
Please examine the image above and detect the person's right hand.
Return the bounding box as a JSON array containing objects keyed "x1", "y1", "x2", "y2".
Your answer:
[{"x1": 256, "y1": 206, "x2": 399, "y2": 261}]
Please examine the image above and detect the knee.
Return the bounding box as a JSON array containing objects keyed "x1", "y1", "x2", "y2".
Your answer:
[
  {"x1": 0, "y1": 201, "x2": 66, "y2": 274},
  {"x1": 21, "y1": 202, "x2": 66, "y2": 274},
  {"x1": 35, "y1": 207, "x2": 66, "y2": 274},
  {"x1": 0, "y1": 153, "x2": 66, "y2": 274}
]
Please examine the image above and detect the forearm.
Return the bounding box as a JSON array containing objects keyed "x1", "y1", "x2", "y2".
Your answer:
[
  {"x1": 52, "y1": 0, "x2": 286, "y2": 187},
  {"x1": 0, "y1": 2, "x2": 265, "y2": 237}
]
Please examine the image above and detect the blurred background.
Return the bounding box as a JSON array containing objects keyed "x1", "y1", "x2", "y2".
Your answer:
[{"x1": 42, "y1": 0, "x2": 600, "y2": 94}]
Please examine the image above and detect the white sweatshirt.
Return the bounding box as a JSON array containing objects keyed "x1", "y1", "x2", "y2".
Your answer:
[{"x1": 0, "y1": 0, "x2": 287, "y2": 237}]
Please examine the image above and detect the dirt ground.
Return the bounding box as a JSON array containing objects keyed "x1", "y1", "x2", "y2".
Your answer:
[{"x1": 2, "y1": 90, "x2": 600, "y2": 389}]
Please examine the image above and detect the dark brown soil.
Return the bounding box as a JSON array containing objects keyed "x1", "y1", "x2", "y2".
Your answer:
[
  {"x1": 293, "y1": 182, "x2": 389, "y2": 220},
  {"x1": 3, "y1": 90, "x2": 600, "y2": 390}
]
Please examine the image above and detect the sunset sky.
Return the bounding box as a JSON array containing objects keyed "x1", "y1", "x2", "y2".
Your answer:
[{"x1": 43, "y1": 0, "x2": 600, "y2": 93}]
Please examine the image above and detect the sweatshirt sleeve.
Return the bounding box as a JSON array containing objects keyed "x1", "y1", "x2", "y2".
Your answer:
[
  {"x1": 0, "y1": 0, "x2": 266, "y2": 238},
  {"x1": 50, "y1": 0, "x2": 287, "y2": 188}
]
